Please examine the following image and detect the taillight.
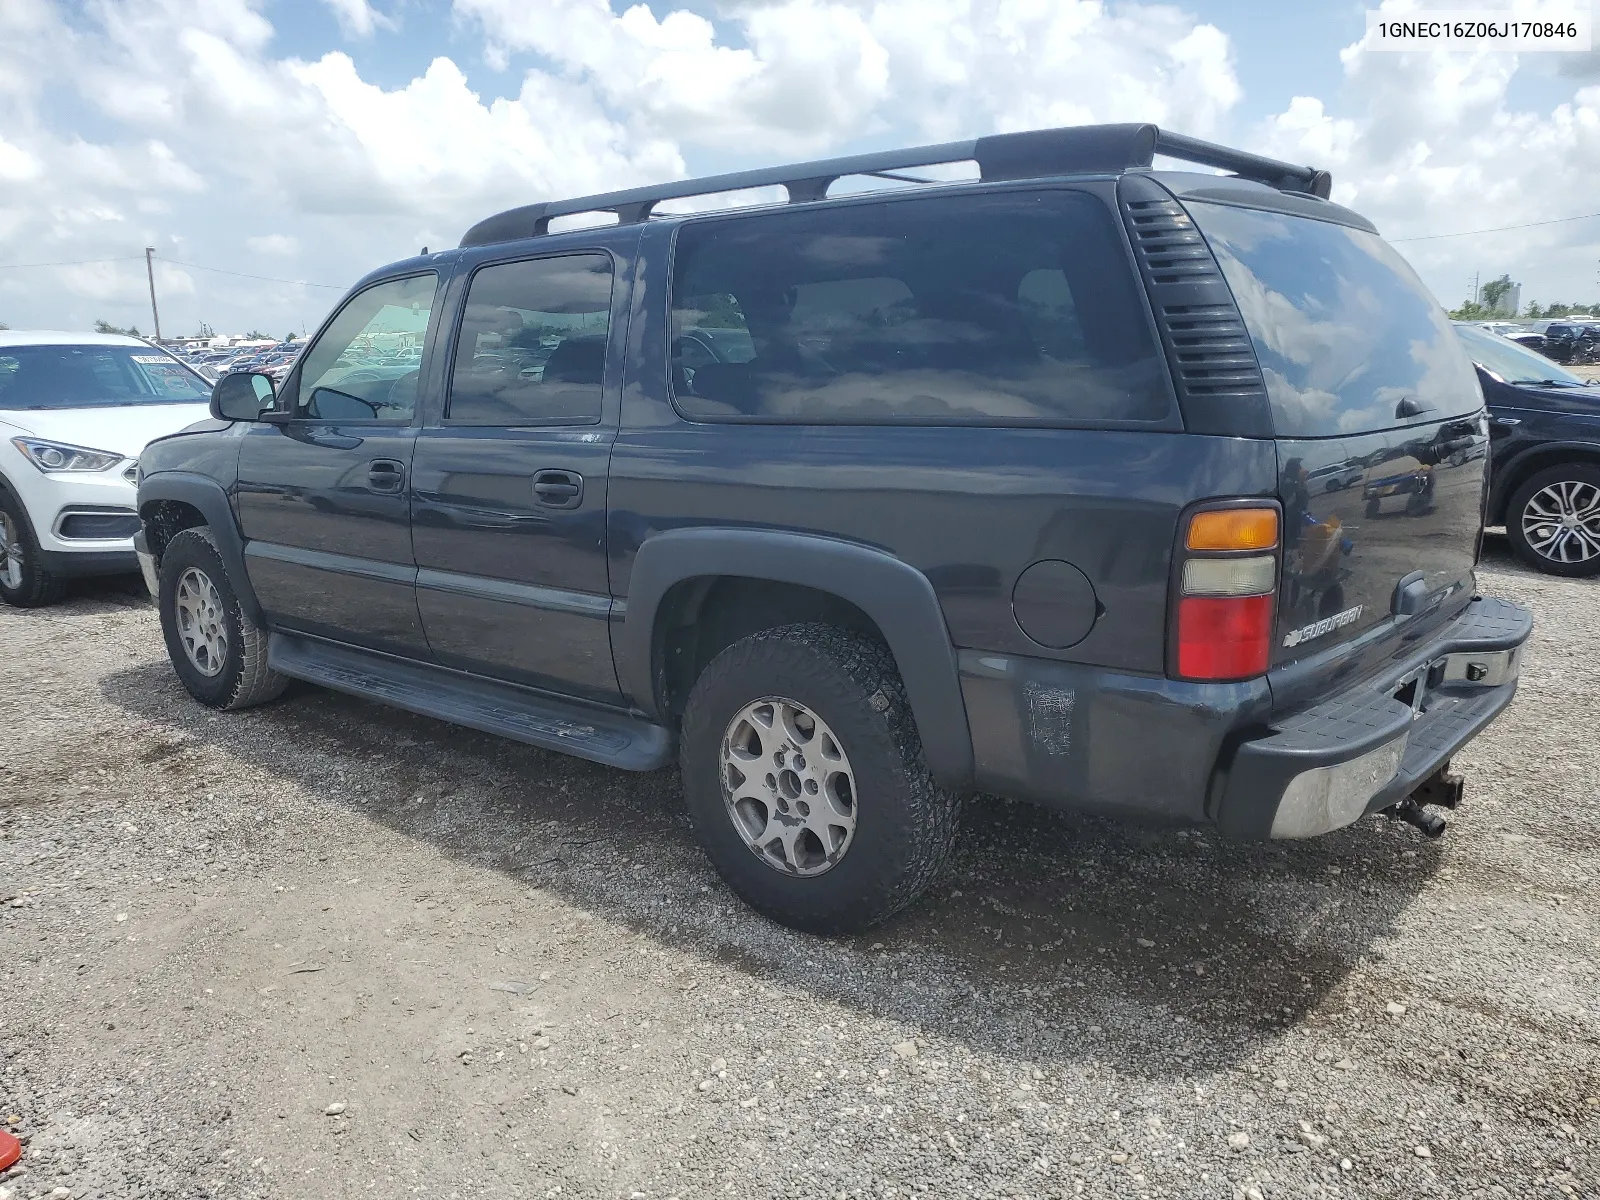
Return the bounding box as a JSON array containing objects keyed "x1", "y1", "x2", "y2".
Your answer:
[{"x1": 1173, "y1": 504, "x2": 1280, "y2": 682}]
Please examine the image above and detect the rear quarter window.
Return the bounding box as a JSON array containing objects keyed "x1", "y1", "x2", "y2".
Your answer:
[
  {"x1": 1188, "y1": 202, "x2": 1481, "y2": 438},
  {"x1": 667, "y1": 189, "x2": 1171, "y2": 426}
]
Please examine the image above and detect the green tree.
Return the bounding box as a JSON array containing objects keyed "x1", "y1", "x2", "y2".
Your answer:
[
  {"x1": 1449, "y1": 300, "x2": 1491, "y2": 320},
  {"x1": 284, "y1": 332, "x2": 297, "y2": 342},
  {"x1": 1525, "y1": 302, "x2": 1545, "y2": 319},
  {"x1": 244, "y1": 328, "x2": 269, "y2": 340},
  {"x1": 94, "y1": 318, "x2": 130, "y2": 335}
]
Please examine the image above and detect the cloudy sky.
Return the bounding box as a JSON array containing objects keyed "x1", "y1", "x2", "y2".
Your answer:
[{"x1": 1, "y1": 0, "x2": 1597, "y2": 338}]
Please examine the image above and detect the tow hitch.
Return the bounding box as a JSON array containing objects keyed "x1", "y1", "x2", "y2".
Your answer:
[{"x1": 1386, "y1": 767, "x2": 1464, "y2": 838}]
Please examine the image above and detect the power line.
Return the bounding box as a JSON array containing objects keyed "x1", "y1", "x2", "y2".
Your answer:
[
  {"x1": 0, "y1": 255, "x2": 144, "y2": 269},
  {"x1": 1391, "y1": 212, "x2": 1600, "y2": 242},
  {"x1": 0, "y1": 253, "x2": 347, "y2": 290},
  {"x1": 161, "y1": 258, "x2": 348, "y2": 290}
]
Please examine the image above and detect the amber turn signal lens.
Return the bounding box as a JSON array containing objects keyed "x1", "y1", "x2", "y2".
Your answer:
[{"x1": 1186, "y1": 507, "x2": 1279, "y2": 552}]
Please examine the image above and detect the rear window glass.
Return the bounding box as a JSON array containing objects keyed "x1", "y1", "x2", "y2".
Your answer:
[
  {"x1": 0, "y1": 345, "x2": 211, "y2": 409},
  {"x1": 1188, "y1": 202, "x2": 1480, "y2": 437},
  {"x1": 668, "y1": 190, "x2": 1170, "y2": 425}
]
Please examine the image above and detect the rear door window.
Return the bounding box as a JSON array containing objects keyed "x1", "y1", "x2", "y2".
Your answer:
[
  {"x1": 668, "y1": 190, "x2": 1170, "y2": 425},
  {"x1": 1188, "y1": 202, "x2": 1481, "y2": 438},
  {"x1": 447, "y1": 253, "x2": 613, "y2": 425}
]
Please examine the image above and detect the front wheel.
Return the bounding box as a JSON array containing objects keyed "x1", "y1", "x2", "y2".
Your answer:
[
  {"x1": 1505, "y1": 464, "x2": 1600, "y2": 577},
  {"x1": 158, "y1": 527, "x2": 288, "y2": 709},
  {"x1": 0, "y1": 493, "x2": 67, "y2": 608},
  {"x1": 679, "y1": 623, "x2": 961, "y2": 935}
]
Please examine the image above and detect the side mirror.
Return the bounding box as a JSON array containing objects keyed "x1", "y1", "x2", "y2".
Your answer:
[{"x1": 211, "y1": 371, "x2": 277, "y2": 422}]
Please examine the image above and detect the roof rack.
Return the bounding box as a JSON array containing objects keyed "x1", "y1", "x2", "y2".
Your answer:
[{"x1": 459, "y1": 123, "x2": 1332, "y2": 248}]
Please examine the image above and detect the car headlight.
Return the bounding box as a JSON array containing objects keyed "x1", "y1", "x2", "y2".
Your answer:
[{"x1": 11, "y1": 437, "x2": 125, "y2": 473}]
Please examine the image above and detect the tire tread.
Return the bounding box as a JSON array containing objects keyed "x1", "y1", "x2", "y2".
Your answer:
[
  {"x1": 161, "y1": 527, "x2": 288, "y2": 710},
  {"x1": 679, "y1": 622, "x2": 960, "y2": 933}
]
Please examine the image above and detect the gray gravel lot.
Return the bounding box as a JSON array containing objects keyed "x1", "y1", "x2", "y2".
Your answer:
[{"x1": 1, "y1": 539, "x2": 1596, "y2": 1200}]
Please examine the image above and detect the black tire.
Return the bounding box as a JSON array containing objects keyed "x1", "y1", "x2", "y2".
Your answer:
[
  {"x1": 0, "y1": 491, "x2": 68, "y2": 608},
  {"x1": 679, "y1": 623, "x2": 960, "y2": 935},
  {"x1": 1505, "y1": 463, "x2": 1600, "y2": 577},
  {"x1": 158, "y1": 527, "x2": 288, "y2": 709}
]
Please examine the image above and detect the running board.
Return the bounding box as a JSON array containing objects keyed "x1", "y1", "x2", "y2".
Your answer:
[{"x1": 267, "y1": 632, "x2": 674, "y2": 771}]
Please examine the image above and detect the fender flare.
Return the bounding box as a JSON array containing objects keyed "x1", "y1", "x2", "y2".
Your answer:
[
  {"x1": 137, "y1": 472, "x2": 263, "y2": 625},
  {"x1": 1490, "y1": 439, "x2": 1600, "y2": 523},
  {"x1": 620, "y1": 527, "x2": 974, "y2": 789}
]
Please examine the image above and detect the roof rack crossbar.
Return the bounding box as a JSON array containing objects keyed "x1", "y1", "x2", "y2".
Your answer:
[{"x1": 459, "y1": 123, "x2": 1330, "y2": 247}]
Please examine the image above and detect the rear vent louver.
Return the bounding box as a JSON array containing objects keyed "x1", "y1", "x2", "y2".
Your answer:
[
  {"x1": 1125, "y1": 200, "x2": 1221, "y2": 286},
  {"x1": 1119, "y1": 177, "x2": 1272, "y2": 436},
  {"x1": 1163, "y1": 303, "x2": 1261, "y2": 396}
]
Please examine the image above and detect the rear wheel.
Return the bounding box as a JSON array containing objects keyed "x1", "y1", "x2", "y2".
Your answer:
[
  {"x1": 1506, "y1": 464, "x2": 1600, "y2": 577},
  {"x1": 158, "y1": 527, "x2": 288, "y2": 709},
  {"x1": 679, "y1": 623, "x2": 960, "y2": 934},
  {"x1": 0, "y1": 493, "x2": 67, "y2": 608}
]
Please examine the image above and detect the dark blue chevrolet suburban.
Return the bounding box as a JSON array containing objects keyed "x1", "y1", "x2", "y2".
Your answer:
[{"x1": 135, "y1": 124, "x2": 1532, "y2": 933}]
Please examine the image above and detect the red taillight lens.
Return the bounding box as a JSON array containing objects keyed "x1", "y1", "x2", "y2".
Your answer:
[{"x1": 1176, "y1": 594, "x2": 1274, "y2": 681}]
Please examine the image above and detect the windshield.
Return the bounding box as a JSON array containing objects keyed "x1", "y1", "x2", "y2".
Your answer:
[
  {"x1": 1454, "y1": 324, "x2": 1586, "y2": 385},
  {"x1": 1188, "y1": 202, "x2": 1482, "y2": 437},
  {"x1": 0, "y1": 345, "x2": 212, "y2": 409}
]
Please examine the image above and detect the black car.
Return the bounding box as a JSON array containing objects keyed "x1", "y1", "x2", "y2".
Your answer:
[
  {"x1": 1457, "y1": 323, "x2": 1600, "y2": 575},
  {"x1": 134, "y1": 123, "x2": 1531, "y2": 932}
]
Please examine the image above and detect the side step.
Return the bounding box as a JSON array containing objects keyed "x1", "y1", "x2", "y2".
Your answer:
[{"x1": 268, "y1": 632, "x2": 674, "y2": 771}]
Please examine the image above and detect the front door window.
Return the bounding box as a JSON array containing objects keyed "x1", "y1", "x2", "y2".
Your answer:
[{"x1": 293, "y1": 273, "x2": 437, "y2": 421}]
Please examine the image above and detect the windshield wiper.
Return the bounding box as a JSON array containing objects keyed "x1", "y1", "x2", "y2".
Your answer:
[{"x1": 1514, "y1": 378, "x2": 1585, "y2": 387}]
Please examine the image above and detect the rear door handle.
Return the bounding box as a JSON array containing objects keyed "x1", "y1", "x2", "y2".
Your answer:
[
  {"x1": 532, "y1": 469, "x2": 583, "y2": 509},
  {"x1": 368, "y1": 458, "x2": 405, "y2": 493}
]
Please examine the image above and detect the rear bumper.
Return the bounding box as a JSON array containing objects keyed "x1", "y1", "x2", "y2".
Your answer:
[
  {"x1": 956, "y1": 595, "x2": 1531, "y2": 838},
  {"x1": 1214, "y1": 596, "x2": 1532, "y2": 840}
]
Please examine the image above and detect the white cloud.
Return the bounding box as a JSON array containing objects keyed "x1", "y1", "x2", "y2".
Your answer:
[
  {"x1": 1255, "y1": 0, "x2": 1600, "y2": 308},
  {"x1": 246, "y1": 234, "x2": 299, "y2": 256},
  {"x1": 0, "y1": 137, "x2": 43, "y2": 182},
  {"x1": 320, "y1": 0, "x2": 393, "y2": 39},
  {"x1": 457, "y1": 0, "x2": 1241, "y2": 151},
  {"x1": 2, "y1": 0, "x2": 1597, "y2": 336}
]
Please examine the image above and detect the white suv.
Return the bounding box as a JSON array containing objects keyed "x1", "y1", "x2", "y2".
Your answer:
[{"x1": 0, "y1": 331, "x2": 213, "y2": 606}]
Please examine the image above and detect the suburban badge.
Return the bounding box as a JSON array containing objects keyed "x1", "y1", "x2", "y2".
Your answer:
[{"x1": 1283, "y1": 605, "x2": 1365, "y2": 647}]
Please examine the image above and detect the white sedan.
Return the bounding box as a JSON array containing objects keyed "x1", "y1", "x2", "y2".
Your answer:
[{"x1": 0, "y1": 331, "x2": 214, "y2": 606}]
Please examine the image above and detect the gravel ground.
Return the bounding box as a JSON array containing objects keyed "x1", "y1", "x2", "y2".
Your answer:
[{"x1": 1, "y1": 539, "x2": 1595, "y2": 1200}]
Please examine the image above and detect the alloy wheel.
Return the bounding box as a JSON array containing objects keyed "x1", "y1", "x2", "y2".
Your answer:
[
  {"x1": 0, "y1": 512, "x2": 22, "y2": 591},
  {"x1": 719, "y1": 697, "x2": 857, "y2": 877},
  {"x1": 174, "y1": 567, "x2": 229, "y2": 677},
  {"x1": 1522, "y1": 479, "x2": 1600, "y2": 565}
]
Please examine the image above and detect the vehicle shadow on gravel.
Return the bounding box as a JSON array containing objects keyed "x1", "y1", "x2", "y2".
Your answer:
[{"x1": 101, "y1": 658, "x2": 1443, "y2": 1079}]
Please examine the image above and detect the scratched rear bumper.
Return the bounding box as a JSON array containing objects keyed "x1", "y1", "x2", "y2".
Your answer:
[{"x1": 956, "y1": 649, "x2": 1273, "y2": 822}]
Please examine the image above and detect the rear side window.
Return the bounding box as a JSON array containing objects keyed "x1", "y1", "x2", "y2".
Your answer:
[
  {"x1": 668, "y1": 190, "x2": 1169, "y2": 425},
  {"x1": 448, "y1": 253, "x2": 613, "y2": 425},
  {"x1": 1188, "y1": 202, "x2": 1481, "y2": 438}
]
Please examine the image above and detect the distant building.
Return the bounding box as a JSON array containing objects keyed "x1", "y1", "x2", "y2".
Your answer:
[{"x1": 1489, "y1": 284, "x2": 1521, "y2": 317}]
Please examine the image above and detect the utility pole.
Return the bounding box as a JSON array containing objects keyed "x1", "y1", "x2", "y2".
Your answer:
[{"x1": 144, "y1": 246, "x2": 162, "y2": 344}]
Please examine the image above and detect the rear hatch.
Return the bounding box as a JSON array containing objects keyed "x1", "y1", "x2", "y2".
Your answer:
[{"x1": 1185, "y1": 200, "x2": 1488, "y2": 693}]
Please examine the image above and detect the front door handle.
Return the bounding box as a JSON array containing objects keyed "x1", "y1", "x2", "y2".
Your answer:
[
  {"x1": 532, "y1": 469, "x2": 583, "y2": 509},
  {"x1": 368, "y1": 458, "x2": 405, "y2": 494}
]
